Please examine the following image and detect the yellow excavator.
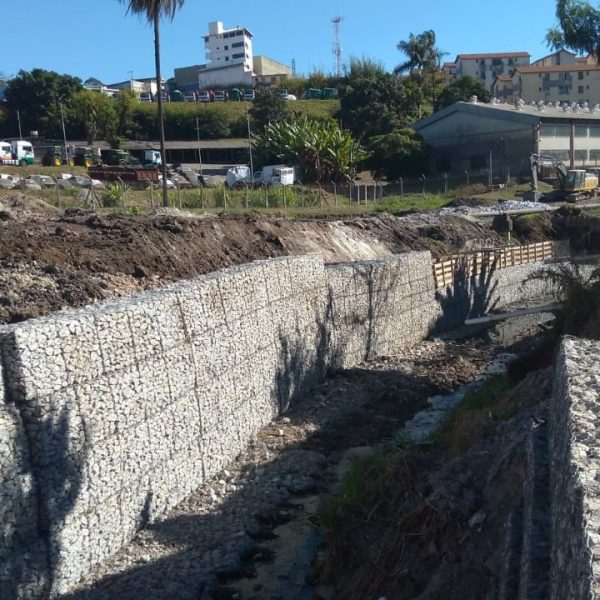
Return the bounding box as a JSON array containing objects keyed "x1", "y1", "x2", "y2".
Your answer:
[{"x1": 530, "y1": 154, "x2": 599, "y2": 202}]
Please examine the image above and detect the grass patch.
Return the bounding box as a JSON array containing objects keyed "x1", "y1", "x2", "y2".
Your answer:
[
  {"x1": 374, "y1": 194, "x2": 449, "y2": 214},
  {"x1": 319, "y1": 454, "x2": 389, "y2": 530},
  {"x1": 433, "y1": 375, "x2": 515, "y2": 456}
]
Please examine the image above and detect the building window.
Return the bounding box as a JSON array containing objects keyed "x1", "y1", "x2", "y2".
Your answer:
[
  {"x1": 575, "y1": 149, "x2": 588, "y2": 162},
  {"x1": 539, "y1": 87, "x2": 542, "y2": 92},
  {"x1": 579, "y1": 85, "x2": 584, "y2": 93},
  {"x1": 225, "y1": 56, "x2": 229, "y2": 61},
  {"x1": 232, "y1": 41, "x2": 244, "y2": 48},
  {"x1": 232, "y1": 53, "x2": 245, "y2": 59},
  {"x1": 579, "y1": 71, "x2": 584, "y2": 80},
  {"x1": 224, "y1": 45, "x2": 228, "y2": 50},
  {"x1": 204, "y1": 36, "x2": 209, "y2": 42},
  {"x1": 576, "y1": 126, "x2": 588, "y2": 137}
]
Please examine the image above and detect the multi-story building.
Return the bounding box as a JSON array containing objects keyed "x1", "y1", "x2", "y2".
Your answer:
[
  {"x1": 174, "y1": 21, "x2": 291, "y2": 91},
  {"x1": 443, "y1": 52, "x2": 530, "y2": 92},
  {"x1": 531, "y1": 49, "x2": 578, "y2": 67},
  {"x1": 492, "y1": 63, "x2": 600, "y2": 105}
]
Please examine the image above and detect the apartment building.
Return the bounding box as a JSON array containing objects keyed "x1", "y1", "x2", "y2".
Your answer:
[
  {"x1": 443, "y1": 52, "x2": 530, "y2": 91},
  {"x1": 493, "y1": 63, "x2": 600, "y2": 105}
]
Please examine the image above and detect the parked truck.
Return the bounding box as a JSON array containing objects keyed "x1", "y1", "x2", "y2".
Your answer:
[
  {"x1": 0, "y1": 140, "x2": 35, "y2": 166},
  {"x1": 253, "y1": 164, "x2": 295, "y2": 187}
]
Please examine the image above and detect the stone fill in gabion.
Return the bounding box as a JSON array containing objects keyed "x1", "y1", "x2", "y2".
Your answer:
[
  {"x1": 0, "y1": 248, "x2": 557, "y2": 597},
  {"x1": 550, "y1": 337, "x2": 600, "y2": 600}
]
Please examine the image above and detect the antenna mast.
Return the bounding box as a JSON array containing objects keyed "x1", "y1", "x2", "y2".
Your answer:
[{"x1": 332, "y1": 15, "x2": 344, "y2": 77}]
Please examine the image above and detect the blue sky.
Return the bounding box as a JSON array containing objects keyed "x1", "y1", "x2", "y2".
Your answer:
[{"x1": 4, "y1": 0, "x2": 560, "y2": 83}]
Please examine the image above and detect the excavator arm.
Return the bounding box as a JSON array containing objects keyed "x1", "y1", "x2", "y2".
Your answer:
[{"x1": 529, "y1": 154, "x2": 568, "y2": 191}]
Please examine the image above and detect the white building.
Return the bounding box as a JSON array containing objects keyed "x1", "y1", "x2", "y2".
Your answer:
[{"x1": 174, "y1": 20, "x2": 292, "y2": 91}]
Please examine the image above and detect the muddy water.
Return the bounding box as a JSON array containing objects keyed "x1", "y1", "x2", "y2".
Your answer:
[{"x1": 230, "y1": 495, "x2": 320, "y2": 600}]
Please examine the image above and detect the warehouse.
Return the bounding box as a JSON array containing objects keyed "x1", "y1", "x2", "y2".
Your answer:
[{"x1": 413, "y1": 98, "x2": 600, "y2": 179}]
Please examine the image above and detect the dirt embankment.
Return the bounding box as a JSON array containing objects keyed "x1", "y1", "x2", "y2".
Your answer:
[{"x1": 0, "y1": 194, "x2": 503, "y2": 325}]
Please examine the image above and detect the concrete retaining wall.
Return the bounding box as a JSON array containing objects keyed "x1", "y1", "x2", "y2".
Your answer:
[
  {"x1": 0, "y1": 250, "x2": 556, "y2": 596},
  {"x1": 550, "y1": 337, "x2": 600, "y2": 600}
]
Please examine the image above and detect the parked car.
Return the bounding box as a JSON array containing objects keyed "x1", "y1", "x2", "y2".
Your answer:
[
  {"x1": 169, "y1": 90, "x2": 184, "y2": 102},
  {"x1": 243, "y1": 89, "x2": 255, "y2": 101},
  {"x1": 28, "y1": 174, "x2": 55, "y2": 188},
  {"x1": 197, "y1": 90, "x2": 212, "y2": 102},
  {"x1": 284, "y1": 94, "x2": 297, "y2": 101},
  {"x1": 214, "y1": 90, "x2": 227, "y2": 101},
  {"x1": 139, "y1": 92, "x2": 153, "y2": 103},
  {"x1": 278, "y1": 88, "x2": 289, "y2": 98},
  {"x1": 183, "y1": 91, "x2": 196, "y2": 102},
  {"x1": 322, "y1": 87, "x2": 338, "y2": 99}
]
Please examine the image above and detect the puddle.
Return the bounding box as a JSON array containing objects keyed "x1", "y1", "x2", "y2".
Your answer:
[{"x1": 226, "y1": 495, "x2": 321, "y2": 600}]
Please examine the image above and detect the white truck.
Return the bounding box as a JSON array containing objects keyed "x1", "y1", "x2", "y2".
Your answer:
[
  {"x1": 226, "y1": 164, "x2": 295, "y2": 188},
  {"x1": 142, "y1": 150, "x2": 162, "y2": 167},
  {"x1": 0, "y1": 140, "x2": 35, "y2": 166},
  {"x1": 253, "y1": 164, "x2": 295, "y2": 187}
]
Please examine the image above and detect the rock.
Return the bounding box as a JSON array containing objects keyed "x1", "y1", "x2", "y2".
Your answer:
[{"x1": 468, "y1": 510, "x2": 487, "y2": 528}]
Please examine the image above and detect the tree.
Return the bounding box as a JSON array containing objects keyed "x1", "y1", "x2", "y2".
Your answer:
[
  {"x1": 249, "y1": 91, "x2": 291, "y2": 132},
  {"x1": 546, "y1": 0, "x2": 600, "y2": 58},
  {"x1": 367, "y1": 128, "x2": 427, "y2": 181},
  {"x1": 395, "y1": 30, "x2": 446, "y2": 108},
  {"x1": 72, "y1": 90, "x2": 116, "y2": 144},
  {"x1": 4, "y1": 69, "x2": 82, "y2": 137},
  {"x1": 436, "y1": 75, "x2": 491, "y2": 110},
  {"x1": 338, "y1": 72, "x2": 424, "y2": 140},
  {"x1": 395, "y1": 30, "x2": 444, "y2": 74},
  {"x1": 120, "y1": 0, "x2": 185, "y2": 207},
  {"x1": 253, "y1": 117, "x2": 367, "y2": 184}
]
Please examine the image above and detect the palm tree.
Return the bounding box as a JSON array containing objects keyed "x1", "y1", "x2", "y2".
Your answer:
[
  {"x1": 395, "y1": 30, "x2": 446, "y2": 111},
  {"x1": 119, "y1": 0, "x2": 184, "y2": 207}
]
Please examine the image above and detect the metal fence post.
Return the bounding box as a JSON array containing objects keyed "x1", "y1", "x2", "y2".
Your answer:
[
  {"x1": 333, "y1": 181, "x2": 337, "y2": 206},
  {"x1": 264, "y1": 185, "x2": 268, "y2": 208},
  {"x1": 177, "y1": 182, "x2": 182, "y2": 209},
  {"x1": 150, "y1": 183, "x2": 154, "y2": 209},
  {"x1": 245, "y1": 184, "x2": 249, "y2": 209},
  {"x1": 421, "y1": 174, "x2": 427, "y2": 198},
  {"x1": 444, "y1": 173, "x2": 448, "y2": 196},
  {"x1": 283, "y1": 184, "x2": 287, "y2": 209},
  {"x1": 400, "y1": 177, "x2": 404, "y2": 197}
]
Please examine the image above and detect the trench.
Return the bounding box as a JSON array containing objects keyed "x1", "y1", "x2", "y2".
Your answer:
[{"x1": 207, "y1": 316, "x2": 551, "y2": 600}]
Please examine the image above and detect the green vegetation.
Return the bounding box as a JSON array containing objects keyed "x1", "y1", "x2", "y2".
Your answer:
[
  {"x1": 433, "y1": 375, "x2": 514, "y2": 456},
  {"x1": 546, "y1": 0, "x2": 600, "y2": 58},
  {"x1": 319, "y1": 454, "x2": 390, "y2": 530},
  {"x1": 253, "y1": 117, "x2": 366, "y2": 183},
  {"x1": 436, "y1": 75, "x2": 491, "y2": 109}
]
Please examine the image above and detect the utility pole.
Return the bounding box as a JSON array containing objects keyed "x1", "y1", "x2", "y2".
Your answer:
[
  {"x1": 60, "y1": 103, "x2": 68, "y2": 161},
  {"x1": 247, "y1": 108, "x2": 254, "y2": 177},
  {"x1": 16, "y1": 110, "x2": 22, "y2": 140},
  {"x1": 195, "y1": 117, "x2": 203, "y2": 176}
]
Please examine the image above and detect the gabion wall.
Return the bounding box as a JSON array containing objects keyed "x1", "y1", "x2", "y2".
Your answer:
[
  {"x1": 0, "y1": 250, "x2": 557, "y2": 597},
  {"x1": 550, "y1": 337, "x2": 600, "y2": 600},
  {"x1": 325, "y1": 252, "x2": 438, "y2": 369}
]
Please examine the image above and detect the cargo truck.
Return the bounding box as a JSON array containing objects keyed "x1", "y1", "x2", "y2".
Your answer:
[{"x1": 0, "y1": 140, "x2": 35, "y2": 166}]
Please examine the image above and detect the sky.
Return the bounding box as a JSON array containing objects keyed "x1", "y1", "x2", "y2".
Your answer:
[{"x1": 3, "y1": 0, "x2": 561, "y2": 84}]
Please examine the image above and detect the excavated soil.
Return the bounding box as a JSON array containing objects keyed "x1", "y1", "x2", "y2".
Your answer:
[{"x1": 0, "y1": 193, "x2": 503, "y2": 325}]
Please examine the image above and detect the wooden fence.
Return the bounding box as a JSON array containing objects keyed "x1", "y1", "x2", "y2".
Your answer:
[{"x1": 432, "y1": 241, "x2": 554, "y2": 289}]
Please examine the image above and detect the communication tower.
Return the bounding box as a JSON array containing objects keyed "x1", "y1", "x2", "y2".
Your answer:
[{"x1": 332, "y1": 15, "x2": 344, "y2": 77}]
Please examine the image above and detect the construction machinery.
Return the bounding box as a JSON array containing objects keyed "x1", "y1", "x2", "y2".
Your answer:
[
  {"x1": 529, "y1": 153, "x2": 599, "y2": 202},
  {"x1": 100, "y1": 148, "x2": 141, "y2": 167}
]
